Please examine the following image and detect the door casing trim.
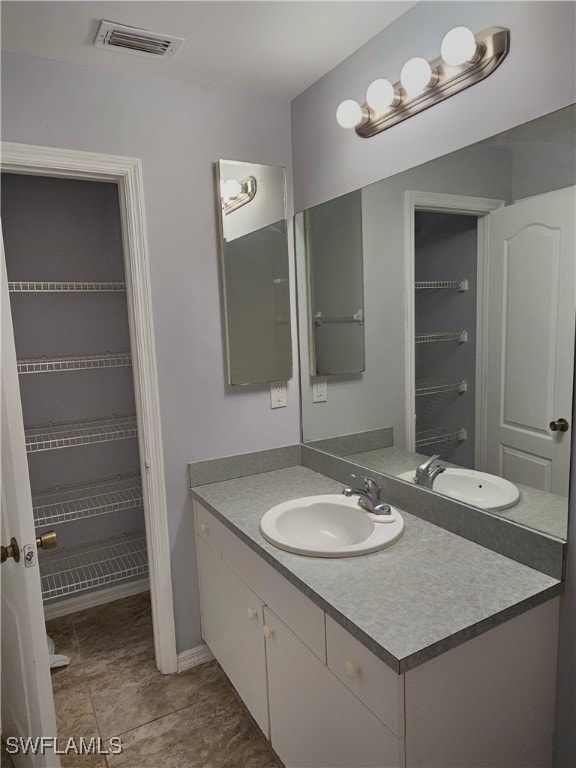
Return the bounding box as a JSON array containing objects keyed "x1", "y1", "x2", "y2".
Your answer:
[
  {"x1": 403, "y1": 191, "x2": 505, "y2": 460},
  {"x1": 1, "y1": 141, "x2": 178, "y2": 674}
]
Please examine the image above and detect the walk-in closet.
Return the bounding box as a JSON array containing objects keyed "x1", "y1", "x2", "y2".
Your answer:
[
  {"x1": 414, "y1": 211, "x2": 478, "y2": 467},
  {"x1": 1, "y1": 173, "x2": 149, "y2": 617}
]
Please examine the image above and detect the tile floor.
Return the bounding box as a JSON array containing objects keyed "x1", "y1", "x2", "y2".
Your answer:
[{"x1": 44, "y1": 592, "x2": 281, "y2": 768}]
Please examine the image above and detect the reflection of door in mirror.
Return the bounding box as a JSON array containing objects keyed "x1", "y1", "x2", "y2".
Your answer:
[{"x1": 484, "y1": 186, "x2": 575, "y2": 497}]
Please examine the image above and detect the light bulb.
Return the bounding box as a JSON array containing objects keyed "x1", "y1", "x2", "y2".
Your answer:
[
  {"x1": 336, "y1": 99, "x2": 364, "y2": 129},
  {"x1": 400, "y1": 57, "x2": 434, "y2": 98},
  {"x1": 366, "y1": 79, "x2": 397, "y2": 111},
  {"x1": 441, "y1": 26, "x2": 477, "y2": 66},
  {"x1": 222, "y1": 178, "x2": 242, "y2": 201}
]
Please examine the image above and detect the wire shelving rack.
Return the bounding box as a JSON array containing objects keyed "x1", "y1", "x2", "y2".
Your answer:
[
  {"x1": 8, "y1": 281, "x2": 126, "y2": 293},
  {"x1": 18, "y1": 352, "x2": 132, "y2": 375},
  {"x1": 415, "y1": 280, "x2": 468, "y2": 292},
  {"x1": 416, "y1": 380, "x2": 468, "y2": 397},
  {"x1": 33, "y1": 473, "x2": 143, "y2": 528},
  {"x1": 415, "y1": 330, "x2": 468, "y2": 344},
  {"x1": 415, "y1": 427, "x2": 468, "y2": 448},
  {"x1": 40, "y1": 532, "x2": 148, "y2": 602},
  {"x1": 25, "y1": 414, "x2": 138, "y2": 453}
]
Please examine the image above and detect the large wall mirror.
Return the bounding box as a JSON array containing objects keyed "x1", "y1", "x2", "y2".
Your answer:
[
  {"x1": 296, "y1": 105, "x2": 576, "y2": 541},
  {"x1": 217, "y1": 159, "x2": 292, "y2": 385}
]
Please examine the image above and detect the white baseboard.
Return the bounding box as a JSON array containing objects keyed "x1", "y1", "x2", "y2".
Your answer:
[
  {"x1": 43, "y1": 578, "x2": 150, "y2": 620},
  {"x1": 177, "y1": 644, "x2": 214, "y2": 672}
]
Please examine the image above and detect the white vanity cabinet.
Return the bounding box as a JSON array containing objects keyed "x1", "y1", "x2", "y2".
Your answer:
[
  {"x1": 196, "y1": 536, "x2": 269, "y2": 736},
  {"x1": 194, "y1": 500, "x2": 559, "y2": 768},
  {"x1": 263, "y1": 606, "x2": 403, "y2": 768}
]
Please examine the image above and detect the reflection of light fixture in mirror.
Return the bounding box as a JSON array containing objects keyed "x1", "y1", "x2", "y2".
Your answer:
[
  {"x1": 222, "y1": 175, "x2": 257, "y2": 214},
  {"x1": 336, "y1": 26, "x2": 509, "y2": 138}
]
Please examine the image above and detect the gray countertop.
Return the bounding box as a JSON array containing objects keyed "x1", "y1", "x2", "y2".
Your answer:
[{"x1": 191, "y1": 465, "x2": 562, "y2": 674}]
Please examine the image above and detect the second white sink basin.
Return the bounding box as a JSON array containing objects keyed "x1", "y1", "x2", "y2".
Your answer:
[
  {"x1": 397, "y1": 468, "x2": 520, "y2": 511},
  {"x1": 260, "y1": 494, "x2": 404, "y2": 557}
]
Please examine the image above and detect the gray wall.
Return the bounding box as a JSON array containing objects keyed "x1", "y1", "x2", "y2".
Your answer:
[
  {"x1": 291, "y1": 1, "x2": 576, "y2": 212},
  {"x1": 291, "y1": 3, "x2": 575, "y2": 763},
  {"x1": 1, "y1": 51, "x2": 299, "y2": 653}
]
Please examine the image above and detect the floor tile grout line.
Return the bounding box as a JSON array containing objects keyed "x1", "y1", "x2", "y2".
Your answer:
[
  {"x1": 47, "y1": 594, "x2": 279, "y2": 767},
  {"x1": 100, "y1": 673, "x2": 228, "y2": 742}
]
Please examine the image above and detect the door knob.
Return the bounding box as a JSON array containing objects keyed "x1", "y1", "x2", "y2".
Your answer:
[
  {"x1": 1, "y1": 537, "x2": 20, "y2": 564},
  {"x1": 36, "y1": 531, "x2": 57, "y2": 550},
  {"x1": 550, "y1": 418, "x2": 569, "y2": 433}
]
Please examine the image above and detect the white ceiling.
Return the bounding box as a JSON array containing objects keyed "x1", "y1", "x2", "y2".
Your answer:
[{"x1": 0, "y1": 1, "x2": 417, "y2": 100}]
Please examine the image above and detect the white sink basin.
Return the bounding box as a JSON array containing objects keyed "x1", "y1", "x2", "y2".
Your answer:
[
  {"x1": 260, "y1": 494, "x2": 404, "y2": 557},
  {"x1": 397, "y1": 468, "x2": 520, "y2": 511}
]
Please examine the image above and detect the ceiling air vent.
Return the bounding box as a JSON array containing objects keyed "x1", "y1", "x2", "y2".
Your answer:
[{"x1": 94, "y1": 20, "x2": 184, "y2": 60}]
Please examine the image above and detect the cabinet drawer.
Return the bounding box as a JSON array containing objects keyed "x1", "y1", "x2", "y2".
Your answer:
[
  {"x1": 194, "y1": 501, "x2": 227, "y2": 557},
  {"x1": 326, "y1": 615, "x2": 405, "y2": 736},
  {"x1": 222, "y1": 528, "x2": 326, "y2": 662}
]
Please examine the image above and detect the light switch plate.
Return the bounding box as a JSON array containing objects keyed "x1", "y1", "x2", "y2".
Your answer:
[
  {"x1": 270, "y1": 381, "x2": 287, "y2": 409},
  {"x1": 312, "y1": 378, "x2": 327, "y2": 403}
]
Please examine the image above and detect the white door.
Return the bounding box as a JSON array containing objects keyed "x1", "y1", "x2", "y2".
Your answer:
[
  {"x1": 1, "y1": 242, "x2": 59, "y2": 767},
  {"x1": 484, "y1": 186, "x2": 575, "y2": 495}
]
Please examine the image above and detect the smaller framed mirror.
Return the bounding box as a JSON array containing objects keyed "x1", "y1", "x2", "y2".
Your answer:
[
  {"x1": 304, "y1": 189, "x2": 365, "y2": 376},
  {"x1": 216, "y1": 159, "x2": 292, "y2": 385}
]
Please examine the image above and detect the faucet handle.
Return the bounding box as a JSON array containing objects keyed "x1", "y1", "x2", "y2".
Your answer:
[
  {"x1": 351, "y1": 474, "x2": 381, "y2": 494},
  {"x1": 416, "y1": 454, "x2": 441, "y2": 473}
]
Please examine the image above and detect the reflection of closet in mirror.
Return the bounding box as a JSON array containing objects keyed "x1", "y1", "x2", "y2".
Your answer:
[{"x1": 414, "y1": 212, "x2": 478, "y2": 466}]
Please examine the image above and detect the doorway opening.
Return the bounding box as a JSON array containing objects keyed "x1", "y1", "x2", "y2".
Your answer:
[
  {"x1": 413, "y1": 211, "x2": 479, "y2": 467},
  {"x1": 1, "y1": 143, "x2": 177, "y2": 758},
  {"x1": 404, "y1": 191, "x2": 504, "y2": 467}
]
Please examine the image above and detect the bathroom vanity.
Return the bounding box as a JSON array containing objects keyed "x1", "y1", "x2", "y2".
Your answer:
[{"x1": 191, "y1": 465, "x2": 561, "y2": 768}]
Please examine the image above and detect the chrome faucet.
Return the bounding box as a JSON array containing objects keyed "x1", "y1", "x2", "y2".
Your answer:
[
  {"x1": 343, "y1": 475, "x2": 391, "y2": 515},
  {"x1": 415, "y1": 454, "x2": 446, "y2": 489}
]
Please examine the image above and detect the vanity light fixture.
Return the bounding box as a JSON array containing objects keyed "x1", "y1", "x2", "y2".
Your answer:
[
  {"x1": 221, "y1": 175, "x2": 257, "y2": 215},
  {"x1": 336, "y1": 100, "x2": 366, "y2": 129},
  {"x1": 366, "y1": 79, "x2": 400, "y2": 111},
  {"x1": 336, "y1": 26, "x2": 509, "y2": 138},
  {"x1": 400, "y1": 57, "x2": 437, "y2": 98}
]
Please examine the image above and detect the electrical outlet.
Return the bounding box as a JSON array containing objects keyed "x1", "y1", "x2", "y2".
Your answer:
[
  {"x1": 270, "y1": 381, "x2": 287, "y2": 409},
  {"x1": 312, "y1": 378, "x2": 327, "y2": 403}
]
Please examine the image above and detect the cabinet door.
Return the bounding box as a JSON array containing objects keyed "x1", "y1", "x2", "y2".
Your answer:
[
  {"x1": 196, "y1": 537, "x2": 269, "y2": 735},
  {"x1": 264, "y1": 607, "x2": 404, "y2": 768}
]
